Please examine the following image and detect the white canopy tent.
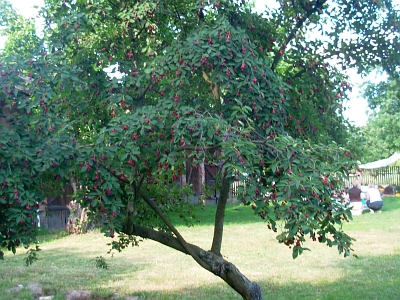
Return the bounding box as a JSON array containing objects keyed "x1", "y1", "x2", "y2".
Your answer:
[{"x1": 359, "y1": 152, "x2": 400, "y2": 169}]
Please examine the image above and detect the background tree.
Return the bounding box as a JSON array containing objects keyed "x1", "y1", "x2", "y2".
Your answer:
[
  {"x1": 1, "y1": 0, "x2": 399, "y2": 299},
  {"x1": 0, "y1": 0, "x2": 42, "y2": 58},
  {"x1": 359, "y1": 76, "x2": 400, "y2": 163}
]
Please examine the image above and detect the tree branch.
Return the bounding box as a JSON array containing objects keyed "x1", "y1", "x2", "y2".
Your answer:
[
  {"x1": 291, "y1": 68, "x2": 307, "y2": 80},
  {"x1": 106, "y1": 0, "x2": 118, "y2": 9},
  {"x1": 271, "y1": 0, "x2": 328, "y2": 71},
  {"x1": 131, "y1": 224, "x2": 200, "y2": 254},
  {"x1": 202, "y1": 70, "x2": 220, "y2": 102},
  {"x1": 139, "y1": 191, "x2": 211, "y2": 270}
]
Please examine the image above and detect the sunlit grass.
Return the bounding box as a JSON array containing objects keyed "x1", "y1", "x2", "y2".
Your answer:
[{"x1": 1, "y1": 197, "x2": 400, "y2": 299}]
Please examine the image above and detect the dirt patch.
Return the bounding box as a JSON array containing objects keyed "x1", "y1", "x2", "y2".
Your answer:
[
  {"x1": 66, "y1": 290, "x2": 91, "y2": 300},
  {"x1": 27, "y1": 283, "x2": 43, "y2": 298},
  {"x1": 8, "y1": 283, "x2": 43, "y2": 299}
]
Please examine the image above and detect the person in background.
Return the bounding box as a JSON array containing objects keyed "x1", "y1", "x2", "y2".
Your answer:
[
  {"x1": 348, "y1": 180, "x2": 362, "y2": 202},
  {"x1": 366, "y1": 183, "x2": 383, "y2": 214},
  {"x1": 347, "y1": 180, "x2": 363, "y2": 215}
]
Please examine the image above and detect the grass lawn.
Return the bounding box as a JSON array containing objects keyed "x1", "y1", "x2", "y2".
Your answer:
[{"x1": 1, "y1": 197, "x2": 400, "y2": 300}]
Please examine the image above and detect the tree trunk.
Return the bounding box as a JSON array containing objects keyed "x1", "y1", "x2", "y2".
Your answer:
[
  {"x1": 211, "y1": 171, "x2": 230, "y2": 255},
  {"x1": 135, "y1": 187, "x2": 263, "y2": 299},
  {"x1": 129, "y1": 225, "x2": 263, "y2": 300}
]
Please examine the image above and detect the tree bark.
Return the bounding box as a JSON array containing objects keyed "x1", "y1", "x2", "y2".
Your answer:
[{"x1": 130, "y1": 225, "x2": 263, "y2": 300}]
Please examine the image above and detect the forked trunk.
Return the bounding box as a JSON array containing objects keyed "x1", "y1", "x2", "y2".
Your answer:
[
  {"x1": 133, "y1": 184, "x2": 263, "y2": 299},
  {"x1": 129, "y1": 225, "x2": 263, "y2": 300}
]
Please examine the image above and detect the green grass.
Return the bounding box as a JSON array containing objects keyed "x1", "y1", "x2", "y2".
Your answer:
[{"x1": 1, "y1": 197, "x2": 400, "y2": 299}]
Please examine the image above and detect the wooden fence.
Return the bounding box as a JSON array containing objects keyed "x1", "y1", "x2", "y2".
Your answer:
[
  {"x1": 40, "y1": 184, "x2": 74, "y2": 230},
  {"x1": 357, "y1": 166, "x2": 400, "y2": 188},
  {"x1": 45, "y1": 206, "x2": 70, "y2": 230},
  {"x1": 230, "y1": 166, "x2": 400, "y2": 198}
]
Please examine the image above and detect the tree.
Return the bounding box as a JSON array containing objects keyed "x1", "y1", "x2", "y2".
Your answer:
[
  {"x1": 360, "y1": 113, "x2": 400, "y2": 163},
  {"x1": 359, "y1": 76, "x2": 400, "y2": 163},
  {"x1": 364, "y1": 76, "x2": 400, "y2": 114},
  {"x1": 0, "y1": 0, "x2": 42, "y2": 58},
  {"x1": 1, "y1": 0, "x2": 399, "y2": 299}
]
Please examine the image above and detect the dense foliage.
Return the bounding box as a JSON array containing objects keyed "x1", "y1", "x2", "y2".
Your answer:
[
  {"x1": 359, "y1": 76, "x2": 400, "y2": 163},
  {"x1": 1, "y1": 0, "x2": 399, "y2": 298}
]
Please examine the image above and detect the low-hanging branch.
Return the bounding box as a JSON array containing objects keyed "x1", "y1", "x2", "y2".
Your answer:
[{"x1": 139, "y1": 190, "x2": 212, "y2": 271}]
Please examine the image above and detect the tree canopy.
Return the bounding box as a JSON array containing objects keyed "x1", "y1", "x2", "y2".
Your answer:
[
  {"x1": 359, "y1": 75, "x2": 400, "y2": 163},
  {"x1": 1, "y1": 0, "x2": 399, "y2": 299},
  {"x1": 0, "y1": 0, "x2": 42, "y2": 58}
]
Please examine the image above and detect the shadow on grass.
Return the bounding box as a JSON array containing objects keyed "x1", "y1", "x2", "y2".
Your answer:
[
  {"x1": 175, "y1": 197, "x2": 400, "y2": 227},
  {"x1": 380, "y1": 196, "x2": 400, "y2": 212},
  {"x1": 2, "y1": 197, "x2": 399, "y2": 300},
  {"x1": 3, "y1": 251, "x2": 400, "y2": 300},
  {"x1": 168, "y1": 203, "x2": 264, "y2": 227},
  {"x1": 137, "y1": 252, "x2": 400, "y2": 300}
]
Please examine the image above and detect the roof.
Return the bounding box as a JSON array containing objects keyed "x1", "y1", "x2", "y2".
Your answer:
[{"x1": 359, "y1": 152, "x2": 400, "y2": 169}]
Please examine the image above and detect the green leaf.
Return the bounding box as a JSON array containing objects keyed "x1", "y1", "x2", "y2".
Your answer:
[{"x1": 292, "y1": 246, "x2": 299, "y2": 259}]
